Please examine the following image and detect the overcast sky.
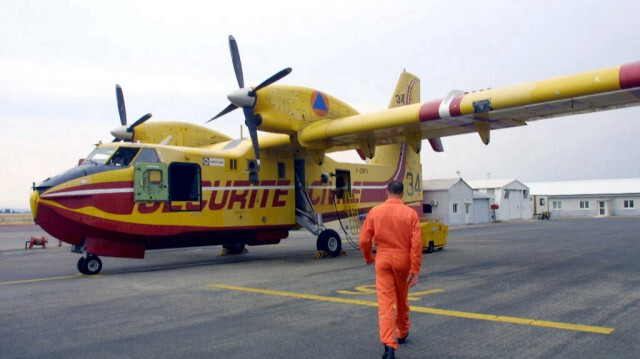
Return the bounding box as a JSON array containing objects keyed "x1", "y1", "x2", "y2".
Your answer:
[{"x1": 2, "y1": 0, "x2": 639, "y2": 209}]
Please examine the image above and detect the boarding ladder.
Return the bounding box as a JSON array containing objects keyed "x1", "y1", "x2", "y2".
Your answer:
[
  {"x1": 342, "y1": 191, "x2": 362, "y2": 235},
  {"x1": 294, "y1": 174, "x2": 322, "y2": 235}
]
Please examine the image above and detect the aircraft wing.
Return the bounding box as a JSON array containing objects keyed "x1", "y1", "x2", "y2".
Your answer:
[{"x1": 298, "y1": 62, "x2": 640, "y2": 152}]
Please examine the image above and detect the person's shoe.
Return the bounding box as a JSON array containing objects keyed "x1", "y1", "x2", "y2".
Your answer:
[
  {"x1": 398, "y1": 332, "x2": 409, "y2": 344},
  {"x1": 382, "y1": 345, "x2": 395, "y2": 359}
]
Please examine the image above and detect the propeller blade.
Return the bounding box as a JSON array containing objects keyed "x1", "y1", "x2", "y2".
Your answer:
[
  {"x1": 249, "y1": 67, "x2": 292, "y2": 96},
  {"x1": 229, "y1": 35, "x2": 244, "y2": 88},
  {"x1": 127, "y1": 113, "x2": 152, "y2": 132},
  {"x1": 115, "y1": 84, "x2": 127, "y2": 126},
  {"x1": 207, "y1": 103, "x2": 238, "y2": 123},
  {"x1": 243, "y1": 107, "x2": 261, "y2": 162}
]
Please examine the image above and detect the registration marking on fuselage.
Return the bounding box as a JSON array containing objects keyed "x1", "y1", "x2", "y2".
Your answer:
[{"x1": 208, "y1": 284, "x2": 614, "y2": 335}]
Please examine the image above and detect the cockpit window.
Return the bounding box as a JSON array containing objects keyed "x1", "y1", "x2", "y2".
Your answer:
[
  {"x1": 107, "y1": 147, "x2": 141, "y2": 166},
  {"x1": 83, "y1": 147, "x2": 142, "y2": 167},
  {"x1": 84, "y1": 147, "x2": 115, "y2": 165},
  {"x1": 134, "y1": 148, "x2": 160, "y2": 164}
]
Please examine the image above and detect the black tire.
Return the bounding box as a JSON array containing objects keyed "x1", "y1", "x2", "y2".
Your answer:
[
  {"x1": 316, "y1": 229, "x2": 342, "y2": 257},
  {"x1": 81, "y1": 255, "x2": 102, "y2": 275},
  {"x1": 426, "y1": 241, "x2": 434, "y2": 253},
  {"x1": 77, "y1": 257, "x2": 87, "y2": 274},
  {"x1": 223, "y1": 243, "x2": 246, "y2": 255}
]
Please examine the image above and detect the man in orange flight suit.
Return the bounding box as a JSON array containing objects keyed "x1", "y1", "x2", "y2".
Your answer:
[{"x1": 359, "y1": 180, "x2": 423, "y2": 359}]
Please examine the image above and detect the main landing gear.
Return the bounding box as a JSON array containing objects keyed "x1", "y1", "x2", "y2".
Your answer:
[
  {"x1": 221, "y1": 243, "x2": 247, "y2": 255},
  {"x1": 77, "y1": 255, "x2": 103, "y2": 275},
  {"x1": 315, "y1": 229, "x2": 342, "y2": 258}
]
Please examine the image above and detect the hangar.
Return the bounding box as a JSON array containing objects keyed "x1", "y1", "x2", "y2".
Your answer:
[
  {"x1": 466, "y1": 179, "x2": 533, "y2": 222},
  {"x1": 527, "y1": 178, "x2": 640, "y2": 218}
]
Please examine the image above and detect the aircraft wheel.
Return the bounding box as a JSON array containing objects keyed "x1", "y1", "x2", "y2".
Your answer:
[
  {"x1": 223, "y1": 243, "x2": 246, "y2": 255},
  {"x1": 317, "y1": 229, "x2": 342, "y2": 257},
  {"x1": 77, "y1": 257, "x2": 87, "y2": 274},
  {"x1": 78, "y1": 255, "x2": 102, "y2": 275}
]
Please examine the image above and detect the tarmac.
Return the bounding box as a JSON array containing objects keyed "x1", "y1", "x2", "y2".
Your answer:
[{"x1": 1, "y1": 217, "x2": 639, "y2": 358}]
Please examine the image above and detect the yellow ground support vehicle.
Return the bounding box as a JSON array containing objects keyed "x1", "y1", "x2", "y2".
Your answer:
[{"x1": 420, "y1": 217, "x2": 448, "y2": 253}]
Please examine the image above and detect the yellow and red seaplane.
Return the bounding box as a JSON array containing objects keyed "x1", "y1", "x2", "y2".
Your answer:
[{"x1": 30, "y1": 36, "x2": 640, "y2": 274}]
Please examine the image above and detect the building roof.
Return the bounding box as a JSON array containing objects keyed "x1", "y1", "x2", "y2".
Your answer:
[
  {"x1": 526, "y1": 178, "x2": 640, "y2": 196},
  {"x1": 423, "y1": 178, "x2": 469, "y2": 191},
  {"x1": 466, "y1": 179, "x2": 527, "y2": 190}
]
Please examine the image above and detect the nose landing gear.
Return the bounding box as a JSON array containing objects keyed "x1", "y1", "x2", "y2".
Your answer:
[{"x1": 77, "y1": 255, "x2": 103, "y2": 275}]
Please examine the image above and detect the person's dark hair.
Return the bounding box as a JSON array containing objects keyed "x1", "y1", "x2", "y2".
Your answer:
[{"x1": 387, "y1": 180, "x2": 404, "y2": 195}]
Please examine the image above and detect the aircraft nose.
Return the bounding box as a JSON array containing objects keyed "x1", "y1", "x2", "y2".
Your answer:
[{"x1": 30, "y1": 189, "x2": 40, "y2": 221}]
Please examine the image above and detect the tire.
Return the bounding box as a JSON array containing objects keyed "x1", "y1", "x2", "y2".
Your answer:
[
  {"x1": 81, "y1": 255, "x2": 102, "y2": 275},
  {"x1": 316, "y1": 229, "x2": 342, "y2": 257},
  {"x1": 426, "y1": 241, "x2": 434, "y2": 253},
  {"x1": 223, "y1": 243, "x2": 246, "y2": 255},
  {"x1": 77, "y1": 257, "x2": 87, "y2": 275}
]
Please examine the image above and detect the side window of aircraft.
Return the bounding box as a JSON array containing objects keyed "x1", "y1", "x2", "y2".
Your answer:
[
  {"x1": 134, "y1": 148, "x2": 161, "y2": 164},
  {"x1": 229, "y1": 158, "x2": 238, "y2": 170},
  {"x1": 168, "y1": 163, "x2": 201, "y2": 202},
  {"x1": 107, "y1": 147, "x2": 141, "y2": 167}
]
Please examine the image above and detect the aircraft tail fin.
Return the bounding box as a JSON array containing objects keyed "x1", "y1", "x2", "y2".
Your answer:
[
  {"x1": 369, "y1": 71, "x2": 422, "y2": 165},
  {"x1": 387, "y1": 70, "x2": 443, "y2": 152},
  {"x1": 388, "y1": 71, "x2": 420, "y2": 108}
]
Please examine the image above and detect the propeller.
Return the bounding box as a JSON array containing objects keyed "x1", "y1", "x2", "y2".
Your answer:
[
  {"x1": 111, "y1": 84, "x2": 152, "y2": 141},
  {"x1": 207, "y1": 35, "x2": 292, "y2": 165}
]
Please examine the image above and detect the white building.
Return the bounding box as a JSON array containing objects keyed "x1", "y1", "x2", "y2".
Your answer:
[
  {"x1": 423, "y1": 178, "x2": 494, "y2": 225},
  {"x1": 527, "y1": 178, "x2": 640, "y2": 218},
  {"x1": 423, "y1": 179, "x2": 473, "y2": 225},
  {"x1": 466, "y1": 179, "x2": 533, "y2": 222}
]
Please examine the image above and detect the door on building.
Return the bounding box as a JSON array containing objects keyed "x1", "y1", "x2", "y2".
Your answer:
[
  {"x1": 598, "y1": 201, "x2": 607, "y2": 216},
  {"x1": 465, "y1": 203, "x2": 471, "y2": 224},
  {"x1": 473, "y1": 199, "x2": 490, "y2": 224}
]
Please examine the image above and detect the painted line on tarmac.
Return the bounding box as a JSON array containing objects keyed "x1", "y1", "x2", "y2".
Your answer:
[
  {"x1": 209, "y1": 284, "x2": 615, "y2": 335},
  {"x1": 337, "y1": 285, "x2": 444, "y2": 301},
  {"x1": 0, "y1": 274, "x2": 93, "y2": 285}
]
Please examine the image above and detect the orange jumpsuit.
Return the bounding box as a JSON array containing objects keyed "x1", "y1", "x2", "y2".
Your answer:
[{"x1": 359, "y1": 198, "x2": 422, "y2": 349}]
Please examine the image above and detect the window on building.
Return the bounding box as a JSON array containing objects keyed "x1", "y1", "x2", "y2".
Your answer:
[
  {"x1": 539, "y1": 198, "x2": 545, "y2": 206},
  {"x1": 553, "y1": 201, "x2": 562, "y2": 209},
  {"x1": 580, "y1": 201, "x2": 590, "y2": 209},
  {"x1": 453, "y1": 203, "x2": 458, "y2": 213},
  {"x1": 624, "y1": 200, "x2": 635, "y2": 209}
]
